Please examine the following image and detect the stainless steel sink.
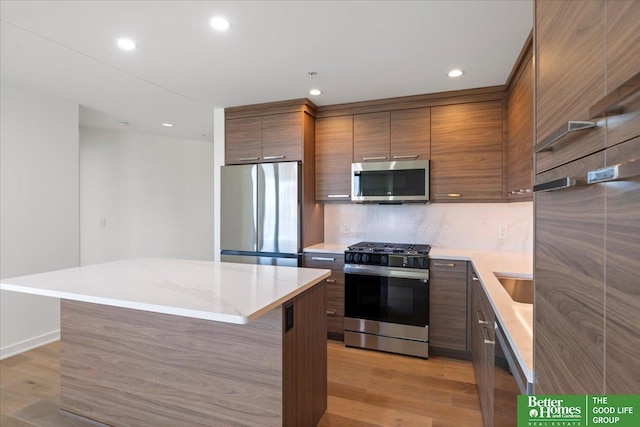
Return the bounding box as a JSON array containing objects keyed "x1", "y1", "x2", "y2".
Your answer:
[{"x1": 495, "y1": 276, "x2": 533, "y2": 304}]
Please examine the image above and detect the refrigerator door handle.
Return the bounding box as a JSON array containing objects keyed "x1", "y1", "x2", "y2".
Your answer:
[{"x1": 587, "y1": 158, "x2": 640, "y2": 184}]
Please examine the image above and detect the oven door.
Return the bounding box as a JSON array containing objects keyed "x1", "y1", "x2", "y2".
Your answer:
[{"x1": 344, "y1": 269, "x2": 429, "y2": 327}]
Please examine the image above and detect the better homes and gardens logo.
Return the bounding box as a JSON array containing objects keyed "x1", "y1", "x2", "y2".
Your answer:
[{"x1": 518, "y1": 395, "x2": 640, "y2": 427}]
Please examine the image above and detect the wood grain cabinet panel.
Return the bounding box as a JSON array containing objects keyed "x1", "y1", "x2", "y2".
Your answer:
[
  {"x1": 431, "y1": 100, "x2": 504, "y2": 201},
  {"x1": 535, "y1": 0, "x2": 606, "y2": 173},
  {"x1": 303, "y1": 253, "x2": 345, "y2": 341},
  {"x1": 471, "y1": 273, "x2": 495, "y2": 427},
  {"x1": 534, "y1": 150, "x2": 606, "y2": 394},
  {"x1": 390, "y1": 108, "x2": 431, "y2": 160},
  {"x1": 507, "y1": 56, "x2": 533, "y2": 199},
  {"x1": 353, "y1": 112, "x2": 390, "y2": 162},
  {"x1": 603, "y1": 137, "x2": 640, "y2": 393},
  {"x1": 225, "y1": 116, "x2": 262, "y2": 164},
  {"x1": 429, "y1": 260, "x2": 468, "y2": 353},
  {"x1": 315, "y1": 116, "x2": 353, "y2": 201},
  {"x1": 605, "y1": 0, "x2": 640, "y2": 148},
  {"x1": 262, "y1": 112, "x2": 303, "y2": 161}
]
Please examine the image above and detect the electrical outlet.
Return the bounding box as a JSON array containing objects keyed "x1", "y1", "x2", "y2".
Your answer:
[
  {"x1": 342, "y1": 224, "x2": 350, "y2": 234},
  {"x1": 498, "y1": 224, "x2": 508, "y2": 239}
]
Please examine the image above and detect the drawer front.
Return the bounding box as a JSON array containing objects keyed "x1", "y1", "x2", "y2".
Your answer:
[{"x1": 303, "y1": 253, "x2": 344, "y2": 270}]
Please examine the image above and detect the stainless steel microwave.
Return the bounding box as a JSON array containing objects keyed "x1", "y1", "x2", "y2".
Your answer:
[{"x1": 351, "y1": 160, "x2": 430, "y2": 203}]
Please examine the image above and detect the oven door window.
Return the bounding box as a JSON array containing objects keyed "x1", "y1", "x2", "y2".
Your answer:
[{"x1": 345, "y1": 274, "x2": 428, "y2": 326}]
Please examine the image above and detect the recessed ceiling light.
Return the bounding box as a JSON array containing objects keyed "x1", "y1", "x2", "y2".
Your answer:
[
  {"x1": 161, "y1": 123, "x2": 174, "y2": 127},
  {"x1": 309, "y1": 89, "x2": 322, "y2": 96},
  {"x1": 448, "y1": 69, "x2": 464, "y2": 78},
  {"x1": 117, "y1": 38, "x2": 136, "y2": 51},
  {"x1": 210, "y1": 16, "x2": 230, "y2": 31}
]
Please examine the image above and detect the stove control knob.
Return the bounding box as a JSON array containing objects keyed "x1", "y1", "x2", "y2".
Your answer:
[
  {"x1": 345, "y1": 253, "x2": 353, "y2": 263},
  {"x1": 407, "y1": 257, "x2": 416, "y2": 267},
  {"x1": 380, "y1": 255, "x2": 388, "y2": 265},
  {"x1": 362, "y1": 254, "x2": 370, "y2": 263},
  {"x1": 353, "y1": 253, "x2": 361, "y2": 263},
  {"x1": 418, "y1": 257, "x2": 428, "y2": 267}
]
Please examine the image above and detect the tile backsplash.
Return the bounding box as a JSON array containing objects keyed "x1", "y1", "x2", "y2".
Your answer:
[{"x1": 324, "y1": 202, "x2": 533, "y2": 252}]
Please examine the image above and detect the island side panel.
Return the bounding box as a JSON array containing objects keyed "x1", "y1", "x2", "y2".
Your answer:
[
  {"x1": 283, "y1": 281, "x2": 327, "y2": 426},
  {"x1": 60, "y1": 300, "x2": 283, "y2": 427}
]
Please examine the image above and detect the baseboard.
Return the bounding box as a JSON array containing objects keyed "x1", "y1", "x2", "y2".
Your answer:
[{"x1": 0, "y1": 330, "x2": 60, "y2": 360}]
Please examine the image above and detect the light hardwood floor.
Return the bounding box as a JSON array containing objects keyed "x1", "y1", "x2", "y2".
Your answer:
[{"x1": 1, "y1": 341, "x2": 483, "y2": 427}]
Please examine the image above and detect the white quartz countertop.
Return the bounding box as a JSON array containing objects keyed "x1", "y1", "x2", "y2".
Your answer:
[
  {"x1": 303, "y1": 242, "x2": 351, "y2": 254},
  {"x1": 0, "y1": 258, "x2": 330, "y2": 325},
  {"x1": 430, "y1": 248, "x2": 533, "y2": 385}
]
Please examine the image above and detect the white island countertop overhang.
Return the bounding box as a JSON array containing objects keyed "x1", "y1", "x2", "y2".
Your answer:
[{"x1": 0, "y1": 258, "x2": 331, "y2": 324}]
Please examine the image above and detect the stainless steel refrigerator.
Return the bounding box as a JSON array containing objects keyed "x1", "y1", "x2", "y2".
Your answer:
[{"x1": 220, "y1": 161, "x2": 301, "y2": 267}]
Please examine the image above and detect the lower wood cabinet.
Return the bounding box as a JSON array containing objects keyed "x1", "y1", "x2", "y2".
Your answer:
[
  {"x1": 304, "y1": 252, "x2": 345, "y2": 341},
  {"x1": 471, "y1": 267, "x2": 496, "y2": 427},
  {"x1": 428, "y1": 259, "x2": 469, "y2": 355}
]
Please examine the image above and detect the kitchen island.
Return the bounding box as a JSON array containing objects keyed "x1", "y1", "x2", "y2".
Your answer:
[{"x1": 0, "y1": 258, "x2": 331, "y2": 427}]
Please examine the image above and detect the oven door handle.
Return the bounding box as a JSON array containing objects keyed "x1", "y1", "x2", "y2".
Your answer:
[{"x1": 344, "y1": 264, "x2": 429, "y2": 281}]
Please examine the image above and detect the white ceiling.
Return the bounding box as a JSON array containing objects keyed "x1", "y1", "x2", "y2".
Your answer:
[{"x1": 0, "y1": 1, "x2": 532, "y2": 141}]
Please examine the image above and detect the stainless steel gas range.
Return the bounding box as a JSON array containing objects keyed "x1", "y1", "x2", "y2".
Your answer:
[{"x1": 343, "y1": 241, "x2": 431, "y2": 358}]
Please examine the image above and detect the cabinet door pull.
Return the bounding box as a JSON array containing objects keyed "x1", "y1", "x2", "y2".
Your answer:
[
  {"x1": 434, "y1": 193, "x2": 461, "y2": 198},
  {"x1": 326, "y1": 310, "x2": 336, "y2": 316},
  {"x1": 263, "y1": 155, "x2": 286, "y2": 160},
  {"x1": 533, "y1": 177, "x2": 583, "y2": 193},
  {"x1": 590, "y1": 70, "x2": 640, "y2": 119},
  {"x1": 392, "y1": 155, "x2": 419, "y2": 160},
  {"x1": 533, "y1": 121, "x2": 596, "y2": 153},
  {"x1": 311, "y1": 256, "x2": 336, "y2": 261},
  {"x1": 238, "y1": 157, "x2": 260, "y2": 161},
  {"x1": 433, "y1": 262, "x2": 456, "y2": 267},
  {"x1": 472, "y1": 275, "x2": 479, "y2": 281},
  {"x1": 481, "y1": 326, "x2": 495, "y2": 345},
  {"x1": 325, "y1": 279, "x2": 336, "y2": 284},
  {"x1": 587, "y1": 158, "x2": 640, "y2": 184},
  {"x1": 327, "y1": 194, "x2": 350, "y2": 198},
  {"x1": 362, "y1": 156, "x2": 388, "y2": 161},
  {"x1": 476, "y1": 311, "x2": 489, "y2": 325}
]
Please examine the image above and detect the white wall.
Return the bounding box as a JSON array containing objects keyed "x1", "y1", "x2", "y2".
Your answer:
[
  {"x1": 0, "y1": 83, "x2": 79, "y2": 358},
  {"x1": 80, "y1": 127, "x2": 215, "y2": 265},
  {"x1": 324, "y1": 202, "x2": 533, "y2": 252}
]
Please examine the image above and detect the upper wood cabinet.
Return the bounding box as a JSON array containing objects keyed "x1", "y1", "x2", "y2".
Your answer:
[
  {"x1": 315, "y1": 116, "x2": 353, "y2": 201},
  {"x1": 507, "y1": 54, "x2": 534, "y2": 200},
  {"x1": 225, "y1": 100, "x2": 317, "y2": 165},
  {"x1": 431, "y1": 100, "x2": 504, "y2": 201},
  {"x1": 352, "y1": 108, "x2": 430, "y2": 162},
  {"x1": 390, "y1": 108, "x2": 431, "y2": 160},
  {"x1": 226, "y1": 112, "x2": 302, "y2": 164},
  {"x1": 604, "y1": 0, "x2": 640, "y2": 148},
  {"x1": 353, "y1": 112, "x2": 389, "y2": 162},
  {"x1": 535, "y1": 0, "x2": 606, "y2": 173},
  {"x1": 225, "y1": 117, "x2": 263, "y2": 163}
]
